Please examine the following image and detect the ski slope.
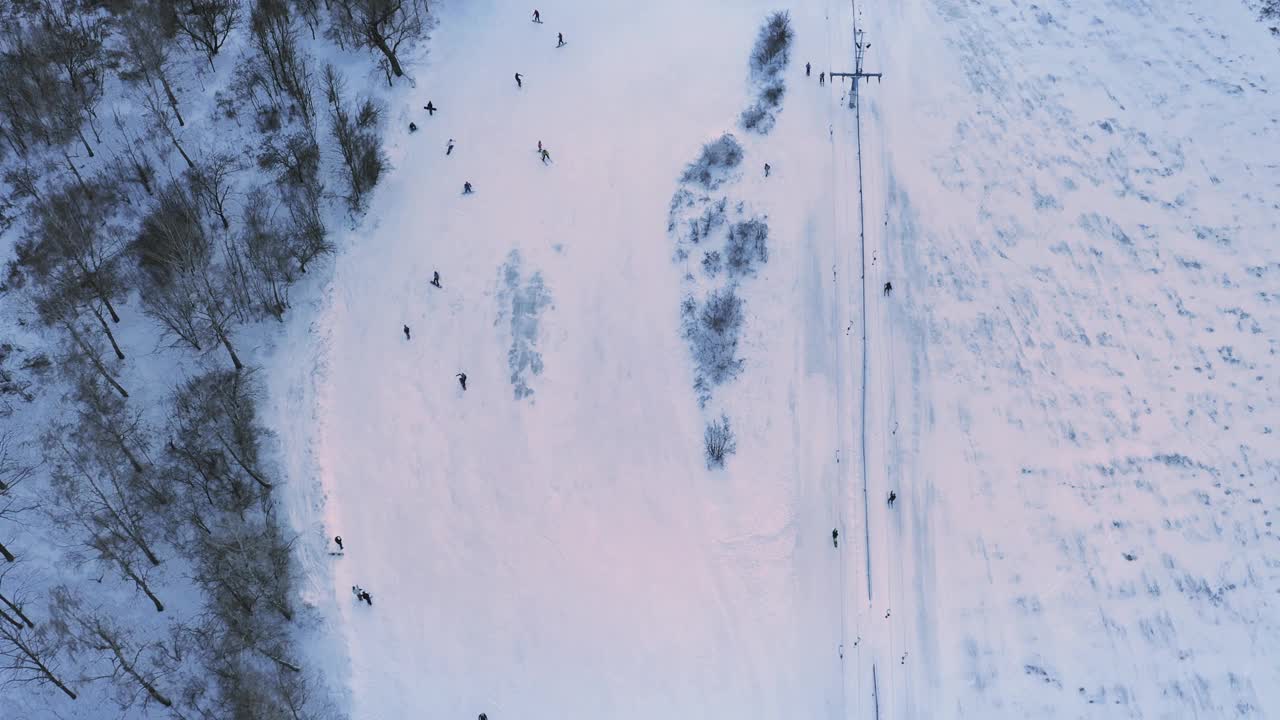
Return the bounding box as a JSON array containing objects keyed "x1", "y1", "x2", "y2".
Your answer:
[{"x1": 264, "y1": 0, "x2": 1280, "y2": 717}]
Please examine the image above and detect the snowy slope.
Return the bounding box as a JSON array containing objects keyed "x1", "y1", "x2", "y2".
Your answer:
[
  {"x1": 265, "y1": 0, "x2": 1280, "y2": 718},
  {"x1": 859, "y1": 0, "x2": 1280, "y2": 716}
]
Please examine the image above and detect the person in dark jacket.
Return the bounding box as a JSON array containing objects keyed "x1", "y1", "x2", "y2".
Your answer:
[
  {"x1": 531, "y1": 9, "x2": 541, "y2": 22},
  {"x1": 456, "y1": 373, "x2": 468, "y2": 391},
  {"x1": 514, "y1": 72, "x2": 523, "y2": 88},
  {"x1": 806, "y1": 62, "x2": 811, "y2": 76},
  {"x1": 463, "y1": 182, "x2": 474, "y2": 194},
  {"x1": 556, "y1": 32, "x2": 566, "y2": 48},
  {"x1": 334, "y1": 535, "x2": 344, "y2": 551},
  {"x1": 424, "y1": 101, "x2": 436, "y2": 115},
  {"x1": 431, "y1": 271, "x2": 442, "y2": 288},
  {"x1": 887, "y1": 491, "x2": 897, "y2": 507},
  {"x1": 883, "y1": 281, "x2": 892, "y2": 296},
  {"x1": 447, "y1": 139, "x2": 455, "y2": 155},
  {"x1": 832, "y1": 528, "x2": 839, "y2": 547}
]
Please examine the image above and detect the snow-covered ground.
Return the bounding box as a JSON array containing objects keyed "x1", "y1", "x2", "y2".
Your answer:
[{"x1": 263, "y1": 0, "x2": 1280, "y2": 718}]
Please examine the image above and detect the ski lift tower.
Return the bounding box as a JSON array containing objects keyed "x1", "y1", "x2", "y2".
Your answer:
[{"x1": 829, "y1": 29, "x2": 881, "y2": 109}]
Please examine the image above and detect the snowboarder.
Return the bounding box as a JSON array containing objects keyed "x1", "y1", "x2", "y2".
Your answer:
[
  {"x1": 334, "y1": 535, "x2": 344, "y2": 551},
  {"x1": 430, "y1": 271, "x2": 442, "y2": 288},
  {"x1": 361, "y1": 590, "x2": 373, "y2": 606},
  {"x1": 887, "y1": 491, "x2": 897, "y2": 507},
  {"x1": 541, "y1": 148, "x2": 551, "y2": 164},
  {"x1": 409, "y1": 121, "x2": 418, "y2": 132},
  {"x1": 447, "y1": 138, "x2": 455, "y2": 155},
  {"x1": 819, "y1": 71, "x2": 825, "y2": 86},
  {"x1": 456, "y1": 372, "x2": 468, "y2": 391},
  {"x1": 514, "y1": 72, "x2": 523, "y2": 88},
  {"x1": 424, "y1": 101, "x2": 436, "y2": 116},
  {"x1": 537, "y1": 140, "x2": 543, "y2": 152},
  {"x1": 806, "y1": 61, "x2": 811, "y2": 77},
  {"x1": 403, "y1": 324, "x2": 411, "y2": 340},
  {"x1": 463, "y1": 181, "x2": 474, "y2": 194},
  {"x1": 532, "y1": 9, "x2": 541, "y2": 23},
  {"x1": 352, "y1": 585, "x2": 363, "y2": 599},
  {"x1": 556, "y1": 32, "x2": 565, "y2": 48},
  {"x1": 479, "y1": 714, "x2": 488, "y2": 720},
  {"x1": 764, "y1": 162, "x2": 771, "y2": 177},
  {"x1": 883, "y1": 281, "x2": 892, "y2": 296},
  {"x1": 832, "y1": 528, "x2": 839, "y2": 547}
]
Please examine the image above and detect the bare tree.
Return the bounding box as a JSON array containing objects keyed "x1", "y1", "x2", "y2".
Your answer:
[
  {"x1": 173, "y1": 0, "x2": 241, "y2": 68},
  {"x1": 59, "y1": 316, "x2": 128, "y2": 398},
  {"x1": 239, "y1": 188, "x2": 292, "y2": 319},
  {"x1": 50, "y1": 587, "x2": 174, "y2": 709},
  {"x1": 120, "y1": 8, "x2": 186, "y2": 129},
  {"x1": 69, "y1": 371, "x2": 154, "y2": 478},
  {"x1": 250, "y1": 0, "x2": 316, "y2": 124},
  {"x1": 330, "y1": 0, "x2": 424, "y2": 78},
  {"x1": 47, "y1": 435, "x2": 163, "y2": 569},
  {"x1": 134, "y1": 182, "x2": 245, "y2": 369},
  {"x1": 35, "y1": 1, "x2": 109, "y2": 144},
  {"x1": 0, "y1": 578, "x2": 76, "y2": 700},
  {"x1": 170, "y1": 370, "x2": 274, "y2": 498},
  {"x1": 0, "y1": 431, "x2": 36, "y2": 563},
  {"x1": 188, "y1": 151, "x2": 242, "y2": 231},
  {"x1": 323, "y1": 64, "x2": 385, "y2": 212}
]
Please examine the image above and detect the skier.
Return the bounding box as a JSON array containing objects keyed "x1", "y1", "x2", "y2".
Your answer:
[
  {"x1": 424, "y1": 101, "x2": 437, "y2": 115},
  {"x1": 541, "y1": 148, "x2": 551, "y2": 164},
  {"x1": 883, "y1": 281, "x2": 892, "y2": 296},
  {"x1": 431, "y1": 271, "x2": 442, "y2": 288},
  {"x1": 334, "y1": 535, "x2": 344, "y2": 551},
  {"x1": 403, "y1": 324, "x2": 411, "y2": 340},
  {"x1": 456, "y1": 372, "x2": 468, "y2": 391},
  {"x1": 819, "y1": 71, "x2": 825, "y2": 86},
  {"x1": 351, "y1": 585, "x2": 363, "y2": 599},
  {"x1": 480, "y1": 714, "x2": 488, "y2": 720},
  {"x1": 361, "y1": 590, "x2": 373, "y2": 606},
  {"x1": 763, "y1": 162, "x2": 771, "y2": 177},
  {"x1": 447, "y1": 138, "x2": 455, "y2": 155},
  {"x1": 832, "y1": 528, "x2": 839, "y2": 547},
  {"x1": 514, "y1": 72, "x2": 523, "y2": 88},
  {"x1": 806, "y1": 61, "x2": 811, "y2": 76},
  {"x1": 887, "y1": 491, "x2": 896, "y2": 507},
  {"x1": 556, "y1": 32, "x2": 565, "y2": 48},
  {"x1": 537, "y1": 140, "x2": 543, "y2": 152},
  {"x1": 463, "y1": 181, "x2": 474, "y2": 194},
  {"x1": 532, "y1": 9, "x2": 541, "y2": 23},
  {"x1": 409, "y1": 121, "x2": 418, "y2": 132}
]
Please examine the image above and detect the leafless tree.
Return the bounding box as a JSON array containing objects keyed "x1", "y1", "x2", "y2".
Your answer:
[
  {"x1": 250, "y1": 0, "x2": 316, "y2": 124},
  {"x1": 59, "y1": 315, "x2": 129, "y2": 398},
  {"x1": 47, "y1": 435, "x2": 163, "y2": 570},
  {"x1": 134, "y1": 182, "x2": 245, "y2": 369},
  {"x1": 188, "y1": 151, "x2": 242, "y2": 231},
  {"x1": 323, "y1": 63, "x2": 385, "y2": 212},
  {"x1": 0, "y1": 621, "x2": 77, "y2": 700},
  {"x1": 0, "y1": 431, "x2": 36, "y2": 563},
  {"x1": 239, "y1": 188, "x2": 292, "y2": 319},
  {"x1": 330, "y1": 0, "x2": 424, "y2": 78},
  {"x1": 35, "y1": 1, "x2": 109, "y2": 144},
  {"x1": 111, "y1": 110, "x2": 157, "y2": 198},
  {"x1": 50, "y1": 587, "x2": 174, "y2": 709},
  {"x1": 69, "y1": 371, "x2": 155, "y2": 480},
  {"x1": 119, "y1": 7, "x2": 186, "y2": 129},
  {"x1": 170, "y1": 370, "x2": 274, "y2": 500},
  {"x1": 173, "y1": 0, "x2": 241, "y2": 68}
]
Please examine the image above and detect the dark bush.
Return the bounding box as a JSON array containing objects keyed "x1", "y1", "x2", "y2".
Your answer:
[
  {"x1": 750, "y1": 11, "x2": 793, "y2": 81},
  {"x1": 680, "y1": 134, "x2": 744, "y2": 190},
  {"x1": 725, "y1": 218, "x2": 769, "y2": 277},
  {"x1": 704, "y1": 413, "x2": 737, "y2": 469}
]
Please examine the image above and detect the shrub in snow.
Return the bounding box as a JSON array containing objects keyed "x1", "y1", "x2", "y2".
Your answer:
[
  {"x1": 750, "y1": 11, "x2": 793, "y2": 82},
  {"x1": 685, "y1": 287, "x2": 745, "y2": 391},
  {"x1": 702, "y1": 250, "x2": 723, "y2": 277},
  {"x1": 704, "y1": 413, "x2": 737, "y2": 469},
  {"x1": 725, "y1": 218, "x2": 769, "y2": 277},
  {"x1": 760, "y1": 81, "x2": 785, "y2": 108},
  {"x1": 739, "y1": 102, "x2": 775, "y2": 134},
  {"x1": 680, "y1": 134, "x2": 744, "y2": 190}
]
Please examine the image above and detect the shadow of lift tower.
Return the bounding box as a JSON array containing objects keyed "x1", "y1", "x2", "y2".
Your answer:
[{"x1": 830, "y1": 30, "x2": 882, "y2": 109}]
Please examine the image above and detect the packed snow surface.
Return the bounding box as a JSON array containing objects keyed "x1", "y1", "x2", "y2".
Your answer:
[{"x1": 267, "y1": 0, "x2": 1280, "y2": 718}]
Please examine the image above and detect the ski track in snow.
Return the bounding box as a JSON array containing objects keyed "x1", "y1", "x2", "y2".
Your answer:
[{"x1": 265, "y1": 0, "x2": 1280, "y2": 717}]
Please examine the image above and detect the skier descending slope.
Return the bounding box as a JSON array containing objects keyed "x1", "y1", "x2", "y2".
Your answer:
[{"x1": 456, "y1": 373, "x2": 468, "y2": 391}]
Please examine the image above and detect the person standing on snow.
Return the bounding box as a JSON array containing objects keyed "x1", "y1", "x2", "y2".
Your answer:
[
  {"x1": 883, "y1": 281, "x2": 892, "y2": 296},
  {"x1": 431, "y1": 271, "x2": 442, "y2": 288},
  {"x1": 514, "y1": 72, "x2": 523, "y2": 88},
  {"x1": 806, "y1": 61, "x2": 811, "y2": 76},
  {"x1": 819, "y1": 71, "x2": 825, "y2": 86},
  {"x1": 556, "y1": 32, "x2": 566, "y2": 48},
  {"x1": 541, "y1": 148, "x2": 551, "y2": 164},
  {"x1": 424, "y1": 101, "x2": 437, "y2": 115},
  {"x1": 764, "y1": 163, "x2": 771, "y2": 177},
  {"x1": 532, "y1": 9, "x2": 541, "y2": 23},
  {"x1": 832, "y1": 528, "x2": 839, "y2": 547},
  {"x1": 463, "y1": 181, "x2": 474, "y2": 194},
  {"x1": 447, "y1": 138, "x2": 455, "y2": 155},
  {"x1": 403, "y1": 324, "x2": 411, "y2": 340},
  {"x1": 887, "y1": 491, "x2": 897, "y2": 507},
  {"x1": 456, "y1": 373, "x2": 468, "y2": 391},
  {"x1": 334, "y1": 536, "x2": 344, "y2": 551}
]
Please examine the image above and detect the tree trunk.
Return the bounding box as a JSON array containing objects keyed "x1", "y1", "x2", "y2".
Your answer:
[
  {"x1": 62, "y1": 150, "x2": 87, "y2": 193},
  {"x1": 91, "y1": 305, "x2": 125, "y2": 360},
  {"x1": 76, "y1": 126, "x2": 94, "y2": 158},
  {"x1": 216, "y1": 434, "x2": 271, "y2": 490},
  {"x1": 160, "y1": 75, "x2": 184, "y2": 127},
  {"x1": 121, "y1": 563, "x2": 164, "y2": 612},
  {"x1": 257, "y1": 647, "x2": 302, "y2": 673},
  {"x1": 0, "y1": 606, "x2": 22, "y2": 628},
  {"x1": 119, "y1": 442, "x2": 144, "y2": 474},
  {"x1": 104, "y1": 636, "x2": 172, "y2": 706},
  {"x1": 64, "y1": 322, "x2": 127, "y2": 398},
  {"x1": 217, "y1": 330, "x2": 243, "y2": 371},
  {"x1": 0, "y1": 591, "x2": 34, "y2": 628},
  {"x1": 96, "y1": 290, "x2": 120, "y2": 324},
  {"x1": 170, "y1": 134, "x2": 195, "y2": 170},
  {"x1": 369, "y1": 33, "x2": 404, "y2": 77},
  {"x1": 0, "y1": 540, "x2": 14, "y2": 562},
  {"x1": 13, "y1": 638, "x2": 78, "y2": 699}
]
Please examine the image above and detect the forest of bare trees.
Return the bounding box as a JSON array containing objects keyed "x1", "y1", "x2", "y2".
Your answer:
[{"x1": 0, "y1": 0, "x2": 429, "y2": 713}]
